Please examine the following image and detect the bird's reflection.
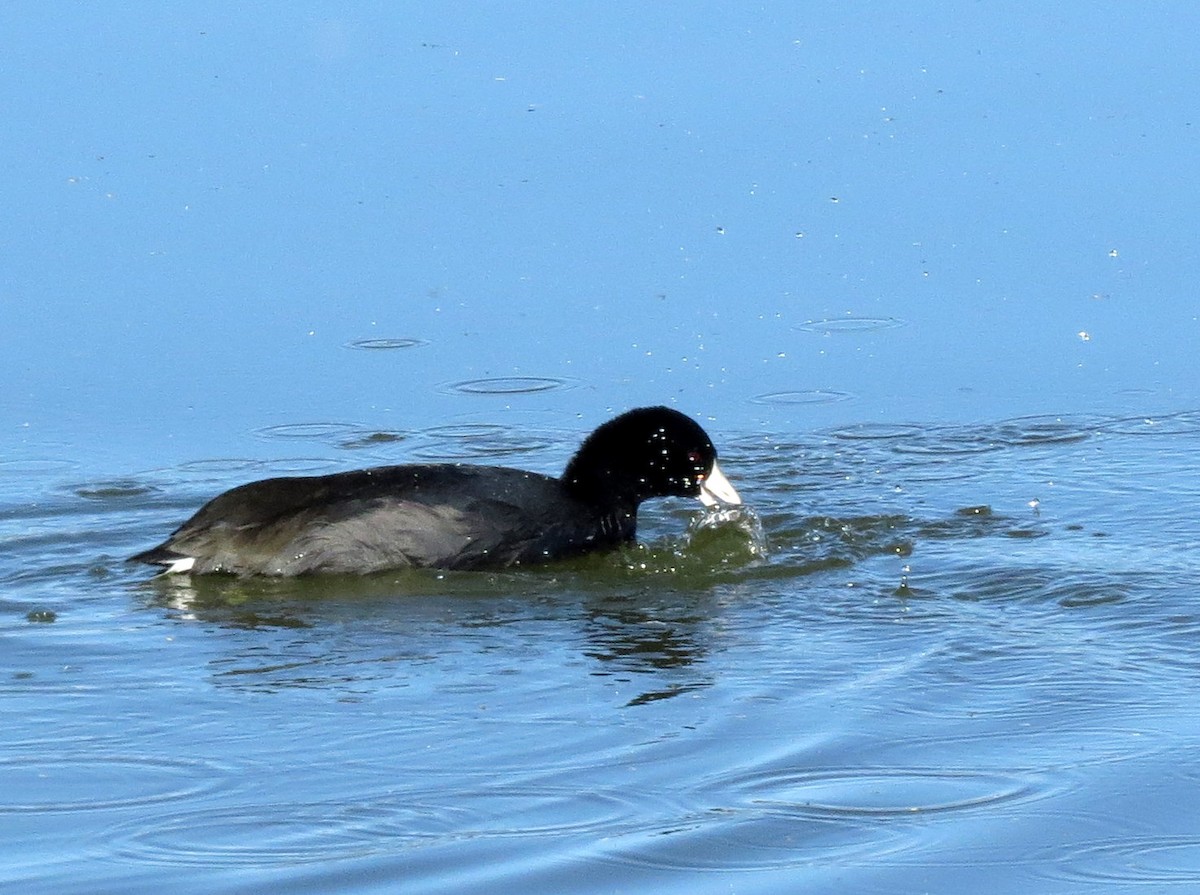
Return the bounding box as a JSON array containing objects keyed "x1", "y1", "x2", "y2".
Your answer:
[
  {"x1": 136, "y1": 566, "x2": 719, "y2": 705},
  {"x1": 582, "y1": 593, "x2": 713, "y2": 706}
]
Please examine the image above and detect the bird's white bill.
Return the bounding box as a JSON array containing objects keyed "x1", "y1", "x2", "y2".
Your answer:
[
  {"x1": 698, "y1": 461, "x2": 741, "y2": 507},
  {"x1": 163, "y1": 556, "x2": 196, "y2": 574}
]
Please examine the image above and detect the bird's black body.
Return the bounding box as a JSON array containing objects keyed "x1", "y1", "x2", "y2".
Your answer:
[
  {"x1": 131, "y1": 464, "x2": 635, "y2": 574},
  {"x1": 130, "y1": 406, "x2": 740, "y2": 576}
]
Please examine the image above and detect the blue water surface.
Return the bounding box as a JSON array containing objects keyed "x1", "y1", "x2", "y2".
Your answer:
[{"x1": 3, "y1": 3, "x2": 1200, "y2": 893}]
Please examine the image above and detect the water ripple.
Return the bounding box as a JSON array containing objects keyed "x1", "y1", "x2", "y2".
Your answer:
[
  {"x1": 751, "y1": 389, "x2": 856, "y2": 406},
  {"x1": 824, "y1": 422, "x2": 924, "y2": 441},
  {"x1": 343, "y1": 337, "x2": 428, "y2": 351},
  {"x1": 109, "y1": 800, "x2": 444, "y2": 867},
  {"x1": 726, "y1": 766, "x2": 1040, "y2": 819},
  {"x1": 254, "y1": 422, "x2": 366, "y2": 442},
  {"x1": 891, "y1": 428, "x2": 1007, "y2": 456},
  {"x1": 110, "y1": 786, "x2": 650, "y2": 869},
  {"x1": 988, "y1": 413, "x2": 1102, "y2": 446},
  {"x1": 595, "y1": 764, "x2": 1042, "y2": 873},
  {"x1": 0, "y1": 458, "x2": 81, "y2": 476},
  {"x1": 0, "y1": 754, "x2": 227, "y2": 814},
  {"x1": 795, "y1": 316, "x2": 908, "y2": 334},
  {"x1": 337, "y1": 430, "x2": 408, "y2": 450},
  {"x1": 71, "y1": 479, "x2": 161, "y2": 501},
  {"x1": 410, "y1": 422, "x2": 559, "y2": 461},
  {"x1": 889, "y1": 414, "x2": 1100, "y2": 456},
  {"x1": 259, "y1": 457, "x2": 349, "y2": 474},
  {"x1": 1100, "y1": 410, "x2": 1200, "y2": 436},
  {"x1": 599, "y1": 810, "x2": 911, "y2": 872},
  {"x1": 176, "y1": 456, "x2": 347, "y2": 480},
  {"x1": 178, "y1": 458, "x2": 268, "y2": 475},
  {"x1": 1036, "y1": 834, "x2": 1200, "y2": 885},
  {"x1": 442, "y1": 376, "x2": 577, "y2": 396}
]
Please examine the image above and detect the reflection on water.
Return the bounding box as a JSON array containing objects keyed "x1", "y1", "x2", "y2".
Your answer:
[
  {"x1": 582, "y1": 594, "x2": 715, "y2": 706},
  {"x1": 138, "y1": 530, "x2": 756, "y2": 702}
]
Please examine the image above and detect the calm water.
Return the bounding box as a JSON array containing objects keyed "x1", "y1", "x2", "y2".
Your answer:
[{"x1": 4, "y1": 3, "x2": 1200, "y2": 893}]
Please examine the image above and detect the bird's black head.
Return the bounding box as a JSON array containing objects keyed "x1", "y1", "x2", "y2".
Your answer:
[{"x1": 562, "y1": 406, "x2": 740, "y2": 508}]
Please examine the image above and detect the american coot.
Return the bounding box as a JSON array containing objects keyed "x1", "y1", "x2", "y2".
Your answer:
[{"x1": 130, "y1": 406, "x2": 740, "y2": 576}]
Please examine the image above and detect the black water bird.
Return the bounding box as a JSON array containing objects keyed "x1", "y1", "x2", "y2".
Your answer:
[{"x1": 130, "y1": 406, "x2": 741, "y2": 576}]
